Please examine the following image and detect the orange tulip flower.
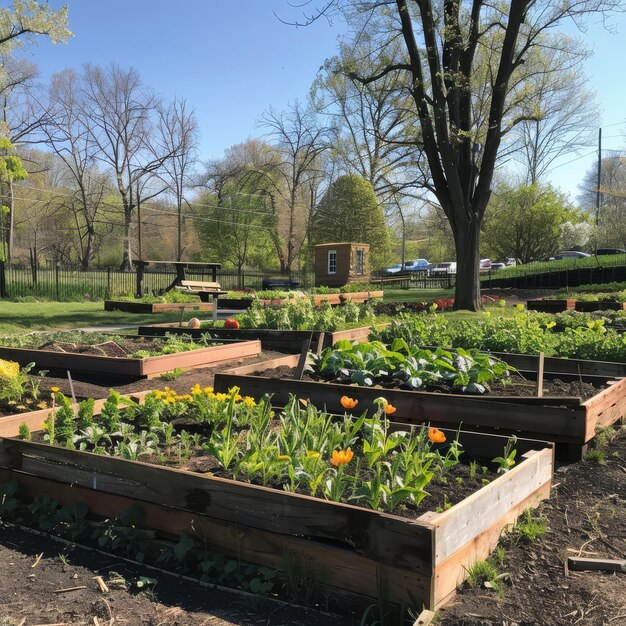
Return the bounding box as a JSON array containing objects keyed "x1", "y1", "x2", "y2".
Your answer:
[
  {"x1": 384, "y1": 403, "x2": 397, "y2": 415},
  {"x1": 340, "y1": 396, "x2": 358, "y2": 410},
  {"x1": 330, "y1": 448, "x2": 354, "y2": 467},
  {"x1": 428, "y1": 427, "x2": 446, "y2": 443}
]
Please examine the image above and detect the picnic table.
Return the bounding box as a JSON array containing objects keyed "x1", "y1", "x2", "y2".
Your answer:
[{"x1": 132, "y1": 260, "x2": 222, "y2": 298}]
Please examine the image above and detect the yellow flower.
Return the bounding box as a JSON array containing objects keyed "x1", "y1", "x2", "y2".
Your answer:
[
  {"x1": 484, "y1": 311, "x2": 491, "y2": 317},
  {"x1": 51, "y1": 386, "x2": 60, "y2": 393},
  {"x1": 0, "y1": 359, "x2": 19, "y2": 381},
  {"x1": 36, "y1": 401, "x2": 47, "y2": 410},
  {"x1": 203, "y1": 386, "x2": 214, "y2": 394},
  {"x1": 330, "y1": 448, "x2": 354, "y2": 467},
  {"x1": 191, "y1": 384, "x2": 202, "y2": 395},
  {"x1": 243, "y1": 396, "x2": 256, "y2": 407},
  {"x1": 277, "y1": 454, "x2": 291, "y2": 462},
  {"x1": 516, "y1": 303, "x2": 525, "y2": 312},
  {"x1": 307, "y1": 451, "x2": 320, "y2": 459}
]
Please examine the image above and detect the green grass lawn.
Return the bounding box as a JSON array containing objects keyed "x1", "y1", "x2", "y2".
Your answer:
[
  {"x1": 0, "y1": 294, "x2": 516, "y2": 337},
  {"x1": 0, "y1": 302, "x2": 196, "y2": 336},
  {"x1": 382, "y1": 288, "x2": 454, "y2": 302}
]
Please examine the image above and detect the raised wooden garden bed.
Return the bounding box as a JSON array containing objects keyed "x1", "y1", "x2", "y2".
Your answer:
[
  {"x1": 574, "y1": 301, "x2": 626, "y2": 312},
  {"x1": 339, "y1": 290, "x2": 384, "y2": 304},
  {"x1": 214, "y1": 366, "x2": 626, "y2": 460},
  {"x1": 217, "y1": 297, "x2": 254, "y2": 310},
  {"x1": 104, "y1": 300, "x2": 213, "y2": 313},
  {"x1": 138, "y1": 325, "x2": 382, "y2": 352},
  {"x1": 253, "y1": 292, "x2": 383, "y2": 307},
  {"x1": 0, "y1": 340, "x2": 261, "y2": 379},
  {"x1": 526, "y1": 298, "x2": 576, "y2": 313},
  {"x1": 0, "y1": 420, "x2": 552, "y2": 612}
]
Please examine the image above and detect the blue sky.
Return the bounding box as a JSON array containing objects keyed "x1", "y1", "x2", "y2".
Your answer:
[{"x1": 16, "y1": 1, "x2": 626, "y2": 202}]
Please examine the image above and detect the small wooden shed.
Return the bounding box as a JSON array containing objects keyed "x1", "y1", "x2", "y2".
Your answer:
[{"x1": 314, "y1": 243, "x2": 370, "y2": 287}]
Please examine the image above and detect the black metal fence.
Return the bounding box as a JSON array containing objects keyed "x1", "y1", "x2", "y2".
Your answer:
[
  {"x1": 371, "y1": 270, "x2": 454, "y2": 290},
  {"x1": 0, "y1": 261, "x2": 315, "y2": 301},
  {"x1": 481, "y1": 265, "x2": 626, "y2": 290}
]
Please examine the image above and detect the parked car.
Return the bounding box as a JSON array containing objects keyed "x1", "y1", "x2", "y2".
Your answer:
[
  {"x1": 596, "y1": 248, "x2": 626, "y2": 255},
  {"x1": 553, "y1": 251, "x2": 591, "y2": 260},
  {"x1": 384, "y1": 263, "x2": 403, "y2": 274},
  {"x1": 479, "y1": 258, "x2": 492, "y2": 269},
  {"x1": 430, "y1": 262, "x2": 457, "y2": 275},
  {"x1": 490, "y1": 262, "x2": 506, "y2": 270},
  {"x1": 404, "y1": 258, "x2": 430, "y2": 272}
]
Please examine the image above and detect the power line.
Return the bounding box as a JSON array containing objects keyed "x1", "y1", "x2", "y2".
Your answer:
[
  {"x1": 8, "y1": 183, "x2": 275, "y2": 217},
  {"x1": 550, "y1": 149, "x2": 597, "y2": 171}
]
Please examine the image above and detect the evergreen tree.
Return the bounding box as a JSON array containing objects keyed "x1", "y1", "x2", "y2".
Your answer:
[{"x1": 312, "y1": 174, "x2": 391, "y2": 269}]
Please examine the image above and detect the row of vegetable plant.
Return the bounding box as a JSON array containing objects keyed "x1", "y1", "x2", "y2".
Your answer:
[
  {"x1": 372, "y1": 310, "x2": 626, "y2": 362},
  {"x1": 310, "y1": 339, "x2": 512, "y2": 394},
  {"x1": 14, "y1": 387, "x2": 517, "y2": 517},
  {"x1": 203, "y1": 299, "x2": 381, "y2": 332},
  {"x1": 0, "y1": 331, "x2": 221, "y2": 359}
]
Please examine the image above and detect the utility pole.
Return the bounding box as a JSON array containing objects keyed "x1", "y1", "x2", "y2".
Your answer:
[{"x1": 596, "y1": 127, "x2": 602, "y2": 227}]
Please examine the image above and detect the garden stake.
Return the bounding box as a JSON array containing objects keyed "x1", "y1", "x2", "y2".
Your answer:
[
  {"x1": 294, "y1": 334, "x2": 313, "y2": 380},
  {"x1": 67, "y1": 371, "x2": 77, "y2": 404},
  {"x1": 536, "y1": 352, "x2": 544, "y2": 397}
]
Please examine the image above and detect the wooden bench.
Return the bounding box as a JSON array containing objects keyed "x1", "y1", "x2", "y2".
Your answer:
[{"x1": 176, "y1": 280, "x2": 228, "y2": 320}]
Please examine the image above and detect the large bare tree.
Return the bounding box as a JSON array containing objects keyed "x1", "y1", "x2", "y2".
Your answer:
[
  {"x1": 156, "y1": 98, "x2": 199, "y2": 260},
  {"x1": 80, "y1": 63, "x2": 174, "y2": 269},
  {"x1": 259, "y1": 102, "x2": 328, "y2": 273},
  {"x1": 41, "y1": 69, "x2": 114, "y2": 269},
  {"x1": 298, "y1": 0, "x2": 620, "y2": 309}
]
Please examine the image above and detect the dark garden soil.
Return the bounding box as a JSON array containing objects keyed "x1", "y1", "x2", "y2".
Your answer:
[
  {"x1": 38, "y1": 350, "x2": 287, "y2": 399},
  {"x1": 0, "y1": 525, "x2": 344, "y2": 625},
  {"x1": 258, "y1": 366, "x2": 603, "y2": 400},
  {"x1": 437, "y1": 427, "x2": 626, "y2": 626},
  {"x1": 32, "y1": 336, "x2": 190, "y2": 357}
]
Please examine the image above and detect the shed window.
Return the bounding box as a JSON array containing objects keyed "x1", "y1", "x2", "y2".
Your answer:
[
  {"x1": 328, "y1": 250, "x2": 337, "y2": 274},
  {"x1": 356, "y1": 249, "x2": 365, "y2": 275}
]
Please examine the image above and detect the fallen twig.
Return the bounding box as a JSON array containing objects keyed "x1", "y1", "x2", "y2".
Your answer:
[
  {"x1": 53, "y1": 585, "x2": 87, "y2": 593},
  {"x1": 31, "y1": 551, "x2": 44, "y2": 568},
  {"x1": 100, "y1": 597, "x2": 115, "y2": 626},
  {"x1": 93, "y1": 575, "x2": 109, "y2": 593}
]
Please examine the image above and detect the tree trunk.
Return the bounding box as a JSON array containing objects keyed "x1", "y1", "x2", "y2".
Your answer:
[
  {"x1": 119, "y1": 206, "x2": 133, "y2": 271},
  {"x1": 7, "y1": 181, "x2": 14, "y2": 264},
  {"x1": 453, "y1": 218, "x2": 482, "y2": 311}
]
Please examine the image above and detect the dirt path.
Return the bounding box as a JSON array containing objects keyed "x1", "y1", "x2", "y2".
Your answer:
[{"x1": 438, "y1": 428, "x2": 626, "y2": 626}]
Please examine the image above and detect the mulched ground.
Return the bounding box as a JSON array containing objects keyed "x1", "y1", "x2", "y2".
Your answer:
[{"x1": 438, "y1": 428, "x2": 626, "y2": 626}]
